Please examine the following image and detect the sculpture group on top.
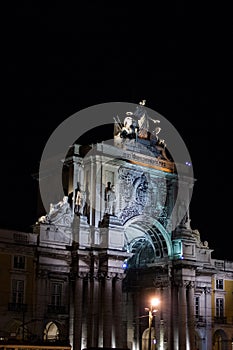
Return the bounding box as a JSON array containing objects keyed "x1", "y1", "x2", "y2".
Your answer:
[{"x1": 114, "y1": 100, "x2": 170, "y2": 160}]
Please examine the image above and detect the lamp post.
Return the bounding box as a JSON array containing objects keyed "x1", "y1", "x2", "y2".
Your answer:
[{"x1": 145, "y1": 298, "x2": 160, "y2": 350}]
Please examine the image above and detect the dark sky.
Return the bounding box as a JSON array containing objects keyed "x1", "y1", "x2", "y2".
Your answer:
[{"x1": 2, "y1": 2, "x2": 232, "y2": 260}]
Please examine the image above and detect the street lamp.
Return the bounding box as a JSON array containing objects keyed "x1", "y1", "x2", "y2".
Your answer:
[{"x1": 145, "y1": 298, "x2": 160, "y2": 350}]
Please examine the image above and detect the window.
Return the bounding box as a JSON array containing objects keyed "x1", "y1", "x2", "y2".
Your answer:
[
  {"x1": 216, "y1": 298, "x2": 224, "y2": 318},
  {"x1": 12, "y1": 279, "x2": 24, "y2": 304},
  {"x1": 51, "y1": 283, "x2": 62, "y2": 306},
  {"x1": 216, "y1": 279, "x2": 224, "y2": 290},
  {"x1": 195, "y1": 297, "x2": 200, "y2": 318},
  {"x1": 13, "y1": 256, "x2": 25, "y2": 269}
]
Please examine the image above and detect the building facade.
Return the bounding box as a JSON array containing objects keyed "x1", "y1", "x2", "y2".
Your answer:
[{"x1": 0, "y1": 103, "x2": 232, "y2": 350}]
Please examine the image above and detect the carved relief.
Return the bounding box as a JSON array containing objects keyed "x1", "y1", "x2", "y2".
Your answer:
[
  {"x1": 118, "y1": 167, "x2": 149, "y2": 223},
  {"x1": 117, "y1": 166, "x2": 169, "y2": 227}
]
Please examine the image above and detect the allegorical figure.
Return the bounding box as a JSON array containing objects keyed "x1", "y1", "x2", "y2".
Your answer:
[
  {"x1": 38, "y1": 196, "x2": 72, "y2": 226},
  {"x1": 74, "y1": 182, "x2": 86, "y2": 216},
  {"x1": 105, "y1": 182, "x2": 116, "y2": 215},
  {"x1": 120, "y1": 114, "x2": 138, "y2": 140}
]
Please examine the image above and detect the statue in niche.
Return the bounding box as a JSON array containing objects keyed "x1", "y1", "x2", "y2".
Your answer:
[
  {"x1": 38, "y1": 195, "x2": 73, "y2": 226},
  {"x1": 104, "y1": 181, "x2": 111, "y2": 200},
  {"x1": 74, "y1": 182, "x2": 86, "y2": 216},
  {"x1": 105, "y1": 182, "x2": 116, "y2": 215}
]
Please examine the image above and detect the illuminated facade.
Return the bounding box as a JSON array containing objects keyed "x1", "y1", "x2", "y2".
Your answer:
[{"x1": 0, "y1": 103, "x2": 232, "y2": 350}]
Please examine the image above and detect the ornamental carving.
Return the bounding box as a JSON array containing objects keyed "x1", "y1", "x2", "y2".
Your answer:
[
  {"x1": 118, "y1": 168, "x2": 149, "y2": 223},
  {"x1": 117, "y1": 166, "x2": 168, "y2": 225}
]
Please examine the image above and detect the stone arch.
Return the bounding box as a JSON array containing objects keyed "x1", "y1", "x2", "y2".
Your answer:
[
  {"x1": 213, "y1": 329, "x2": 229, "y2": 350},
  {"x1": 43, "y1": 321, "x2": 60, "y2": 342},
  {"x1": 142, "y1": 327, "x2": 157, "y2": 350},
  {"x1": 123, "y1": 215, "x2": 172, "y2": 268}
]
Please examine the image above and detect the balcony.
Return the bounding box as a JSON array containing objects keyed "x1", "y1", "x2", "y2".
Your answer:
[
  {"x1": 195, "y1": 315, "x2": 206, "y2": 326},
  {"x1": 8, "y1": 303, "x2": 27, "y2": 312},
  {"x1": 47, "y1": 304, "x2": 67, "y2": 314},
  {"x1": 13, "y1": 262, "x2": 25, "y2": 269},
  {"x1": 214, "y1": 316, "x2": 227, "y2": 324}
]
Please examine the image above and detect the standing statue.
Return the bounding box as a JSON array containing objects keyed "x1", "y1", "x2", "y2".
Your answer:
[
  {"x1": 105, "y1": 182, "x2": 116, "y2": 215},
  {"x1": 74, "y1": 182, "x2": 86, "y2": 216}
]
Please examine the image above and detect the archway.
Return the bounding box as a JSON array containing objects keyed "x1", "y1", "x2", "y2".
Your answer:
[
  {"x1": 123, "y1": 215, "x2": 172, "y2": 268},
  {"x1": 43, "y1": 321, "x2": 60, "y2": 342},
  {"x1": 142, "y1": 327, "x2": 157, "y2": 350},
  {"x1": 213, "y1": 329, "x2": 229, "y2": 350}
]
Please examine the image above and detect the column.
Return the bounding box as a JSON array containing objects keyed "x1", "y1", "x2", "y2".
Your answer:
[
  {"x1": 69, "y1": 282, "x2": 74, "y2": 348},
  {"x1": 37, "y1": 270, "x2": 50, "y2": 323},
  {"x1": 165, "y1": 283, "x2": 172, "y2": 350},
  {"x1": 73, "y1": 275, "x2": 83, "y2": 350},
  {"x1": 103, "y1": 275, "x2": 113, "y2": 347},
  {"x1": 86, "y1": 276, "x2": 93, "y2": 348},
  {"x1": 172, "y1": 283, "x2": 179, "y2": 350},
  {"x1": 132, "y1": 291, "x2": 140, "y2": 350},
  {"x1": 113, "y1": 274, "x2": 123, "y2": 348},
  {"x1": 121, "y1": 287, "x2": 129, "y2": 349},
  {"x1": 34, "y1": 270, "x2": 48, "y2": 338},
  {"x1": 187, "y1": 282, "x2": 195, "y2": 350},
  {"x1": 178, "y1": 282, "x2": 187, "y2": 350},
  {"x1": 91, "y1": 275, "x2": 100, "y2": 347},
  {"x1": 204, "y1": 287, "x2": 212, "y2": 350}
]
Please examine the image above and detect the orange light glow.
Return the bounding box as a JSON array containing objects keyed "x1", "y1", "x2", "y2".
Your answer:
[{"x1": 151, "y1": 297, "x2": 160, "y2": 308}]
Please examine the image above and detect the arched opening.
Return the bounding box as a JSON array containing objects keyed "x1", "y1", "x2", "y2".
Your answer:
[
  {"x1": 213, "y1": 329, "x2": 229, "y2": 350},
  {"x1": 43, "y1": 321, "x2": 59, "y2": 342},
  {"x1": 142, "y1": 328, "x2": 157, "y2": 350},
  {"x1": 123, "y1": 216, "x2": 172, "y2": 268}
]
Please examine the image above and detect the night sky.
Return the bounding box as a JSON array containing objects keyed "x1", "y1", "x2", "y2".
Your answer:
[{"x1": 2, "y1": 2, "x2": 232, "y2": 260}]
